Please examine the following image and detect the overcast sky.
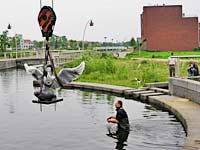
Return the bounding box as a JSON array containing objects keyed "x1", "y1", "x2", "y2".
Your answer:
[{"x1": 0, "y1": 0, "x2": 199, "y2": 42}]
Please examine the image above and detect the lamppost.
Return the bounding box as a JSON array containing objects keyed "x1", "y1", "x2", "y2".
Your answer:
[
  {"x1": 82, "y1": 19, "x2": 94, "y2": 50},
  {"x1": 104, "y1": 36, "x2": 107, "y2": 50},
  {"x1": 8, "y1": 24, "x2": 17, "y2": 59},
  {"x1": 53, "y1": 34, "x2": 59, "y2": 49},
  {"x1": 104, "y1": 36, "x2": 107, "y2": 45},
  {"x1": 111, "y1": 38, "x2": 114, "y2": 47}
]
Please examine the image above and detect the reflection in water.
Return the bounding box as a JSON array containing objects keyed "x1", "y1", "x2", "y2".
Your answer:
[
  {"x1": 107, "y1": 124, "x2": 129, "y2": 150},
  {"x1": 115, "y1": 129, "x2": 129, "y2": 150},
  {"x1": 0, "y1": 69, "x2": 22, "y2": 114},
  {"x1": 0, "y1": 69, "x2": 186, "y2": 150}
]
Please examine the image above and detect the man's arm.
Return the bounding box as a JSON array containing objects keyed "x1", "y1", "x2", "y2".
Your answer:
[
  {"x1": 107, "y1": 115, "x2": 116, "y2": 120},
  {"x1": 107, "y1": 118, "x2": 119, "y2": 123},
  {"x1": 107, "y1": 115, "x2": 118, "y2": 123}
]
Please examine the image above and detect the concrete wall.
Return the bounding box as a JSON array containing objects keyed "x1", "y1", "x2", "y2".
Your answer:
[
  {"x1": 16, "y1": 58, "x2": 45, "y2": 68},
  {"x1": 0, "y1": 60, "x2": 16, "y2": 70},
  {"x1": 0, "y1": 59, "x2": 45, "y2": 70},
  {"x1": 169, "y1": 77, "x2": 200, "y2": 104},
  {"x1": 141, "y1": 5, "x2": 199, "y2": 51}
]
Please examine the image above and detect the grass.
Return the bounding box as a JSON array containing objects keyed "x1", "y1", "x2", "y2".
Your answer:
[
  {"x1": 63, "y1": 52, "x2": 189, "y2": 88},
  {"x1": 126, "y1": 50, "x2": 200, "y2": 59}
]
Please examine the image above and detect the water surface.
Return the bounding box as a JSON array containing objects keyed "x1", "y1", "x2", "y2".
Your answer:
[{"x1": 0, "y1": 69, "x2": 186, "y2": 150}]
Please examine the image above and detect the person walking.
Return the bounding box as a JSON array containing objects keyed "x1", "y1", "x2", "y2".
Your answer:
[{"x1": 168, "y1": 52, "x2": 177, "y2": 77}]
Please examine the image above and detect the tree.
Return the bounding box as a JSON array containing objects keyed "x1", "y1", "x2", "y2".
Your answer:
[
  {"x1": 87, "y1": 42, "x2": 93, "y2": 50},
  {"x1": 68, "y1": 40, "x2": 77, "y2": 49},
  {"x1": 58, "y1": 36, "x2": 68, "y2": 49},
  {"x1": 33, "y1": 40, "x2": 43, "y2": 49},
  {"x1": 9, "y1": 36, "x2": 20, "y2": 50},
  {"x1": 0, "y1": 31, "x2": 9, "y2": 52},
  {"x1": 130, "y1": 37, "x2": 136, "y2": 47},
  {"x1": 50, "y1": 36, "x2": 56, "y2": 48}
]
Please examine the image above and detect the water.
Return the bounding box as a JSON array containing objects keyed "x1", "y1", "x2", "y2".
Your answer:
[{"x1": 0, "y1": 69, "x2": 186, "y2": 150}]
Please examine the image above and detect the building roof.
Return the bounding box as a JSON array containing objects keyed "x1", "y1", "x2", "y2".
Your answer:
[
  {"x1": 143, "y1": 5, "x2": 182, "y2": 9},
  {"x1": 24, "y1": 39, "x2": 33, "y2": 43}
]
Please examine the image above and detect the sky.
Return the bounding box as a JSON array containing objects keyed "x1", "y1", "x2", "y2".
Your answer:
[{"x1": 0, "y1": 0, "x2": 199, "y2": 42}]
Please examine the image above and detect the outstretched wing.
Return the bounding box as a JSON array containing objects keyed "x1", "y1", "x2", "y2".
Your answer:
[
  {"x1": 24, "y1": 63, "x2": 43, "y2": 80},
  {"x1": 57, "y1": 61, "x2": 85, "y2": 84}
]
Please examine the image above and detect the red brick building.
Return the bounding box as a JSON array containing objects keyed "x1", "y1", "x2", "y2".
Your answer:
[{"x1": 141, "y1": 5, "x2": 199, "y2": 51}]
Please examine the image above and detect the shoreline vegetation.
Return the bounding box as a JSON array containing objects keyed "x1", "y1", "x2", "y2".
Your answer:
[
  {"x1": 63, "y1": 51, "x2": 192, "y2": 88},
  {"x1": 126, "y1": 50, "x2": 200, "y2": 59}
]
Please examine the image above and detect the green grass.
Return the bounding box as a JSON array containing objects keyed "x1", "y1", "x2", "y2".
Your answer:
[
  {"x1": 63, "y1": 52, "x2": 189, "y2": 88},
  {"x1": 126, "y1": 50, "x2": 200, "y2": 59}
]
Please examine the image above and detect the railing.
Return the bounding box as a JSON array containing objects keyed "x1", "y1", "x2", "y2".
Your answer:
[
  {"x1": 1, "y1": 50, "x2": 88, "y2": 66},
  {"x1": 2, "y1": 51, "x2": 41, "y2": 59},
  {"x1": 54, "y1": 50, "x2": 83, "y2": 66}
]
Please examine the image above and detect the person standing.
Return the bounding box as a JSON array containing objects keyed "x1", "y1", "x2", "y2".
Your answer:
[
  {"x1": 168, "y1": 52, "x2": 177, "y2": 77},
  {"x1": 107, "y1": 100, "x2": 130, "y2": 149}
]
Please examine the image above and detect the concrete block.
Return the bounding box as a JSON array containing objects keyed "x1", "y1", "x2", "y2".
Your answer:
[
  {"x1": 173, "y1": 85, "x2": 186, "y2": 98},
  {"x1": 145, "y1": 82, "x2": 168, "y2": 88},
  {"x1": 140, "y1": 92, "x2": 165, "y2": 101},
  {"x1": 151, "y1": 87, "x2": 169, "y2": 94},
  {"x1": 133, "y1": 90, "x2": 154, "y2": 99},
  {"x1": 196, "y1": 82, "x2": 200, "y2": 93},
  {"x1": 175, "y1": 79, "x2": 188, "y2": 88},
  {"x1": 188, "y1": 80, "x2": 197, "y2": 91},
  {"x1": 194, "y1": 92, "x2": 200, "y2": 105}
]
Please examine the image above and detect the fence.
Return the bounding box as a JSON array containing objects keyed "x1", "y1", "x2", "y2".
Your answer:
[{"x1": 2, "y1": 51, "x2": 40, "y2": 59}]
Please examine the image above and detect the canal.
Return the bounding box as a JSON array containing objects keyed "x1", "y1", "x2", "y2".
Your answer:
[{"x1": 0, "y1": 69, "x2": 186, "y2": 150}]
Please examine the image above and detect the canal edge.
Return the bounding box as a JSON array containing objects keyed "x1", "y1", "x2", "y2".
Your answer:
[{"x1": 64, "y1": 82, "x2": 200, "y2": 150}]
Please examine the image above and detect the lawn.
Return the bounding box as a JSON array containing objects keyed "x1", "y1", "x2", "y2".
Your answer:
[
  {"x1": 63, "y1": 52, "x2": 189, "y2": 88},
  {"x1": 126, "y1": 50, "x2": 200, "y2": 59}
]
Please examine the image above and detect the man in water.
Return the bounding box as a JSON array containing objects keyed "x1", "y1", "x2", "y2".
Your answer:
[
  {"x1": 107, "y1": 100, "x2": 130, "y2": 149},
  {"x1": 107, "y1": 100, "x2": 130, "y2": 131}
]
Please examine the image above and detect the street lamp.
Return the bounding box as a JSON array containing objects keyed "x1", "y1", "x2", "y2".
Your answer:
[
  {"x1": 104, "y1": 36, "x2": 107, "y2": 50},
  {"x1": 82, "y1": 19, "x2": 94, "y2": 50},
  {"x1": 104, "y1": 36, "x2": 107, "y2": 43},
  {"x1": 111, "y1": 38, "x2": 114, "y2": 47},
  {"x1": 7, "y1": 23, "x2": 17, "y2": 59},
  {"x1": 53, "y1": 34, "x2": 59, "y2": 49}
]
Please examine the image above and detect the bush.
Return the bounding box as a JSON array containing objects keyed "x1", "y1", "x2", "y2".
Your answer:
[
  {"x1": 141, "y1": 60, "x2": 148, "y2": 64},
  {"x1": 63, "y1": 52, "x2": 176, "y2": 88},
  {"x1": 194, "y1": 47, "x2": 200, "y2": 51},
  {"x1": 64, "y1": 52, "x2": 117, "y2": 75}
]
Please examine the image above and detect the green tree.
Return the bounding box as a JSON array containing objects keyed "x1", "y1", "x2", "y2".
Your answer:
[
  {"x1": 87, "y1": 42, "x2": 93, "y2": 50},
  {"x1": 130, "y1": 37, "x2": 136, "y2": 46},
  {"x1": 59, "y1": 36, "x2": 68, "y2": 49},
  {"x1": 68, "y1": 40, "x2": 77, "y2": 49},
  {"x1": 50, "y1": 36, "x2": 56, "y2": 48},
  {"x1": 0, "y1": 31, "x2": 9, "y2": 52},
  {"x1": 9, "y1": 36, "x2": 20, "y2": 50},
  {"x1": 33, "y1": 40, "x2": 43, "y2": 49}
]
